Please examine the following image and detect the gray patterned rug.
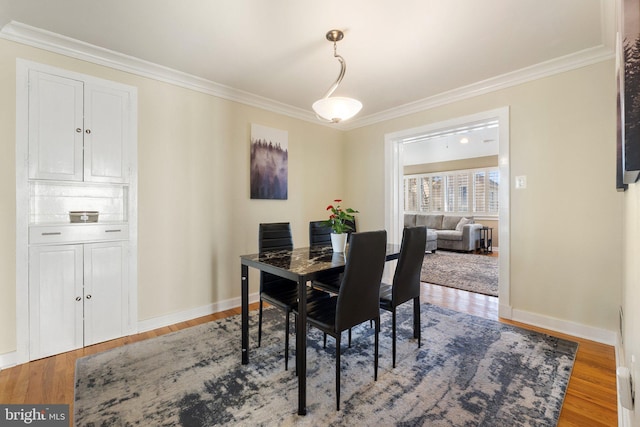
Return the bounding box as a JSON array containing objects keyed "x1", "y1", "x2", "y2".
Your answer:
[
  {"x1": 74, "y1": 304, "x2": 576, "y2": 426},
  {"x1": 421, "y1": 251, "x2": 499, "y2": 296}
]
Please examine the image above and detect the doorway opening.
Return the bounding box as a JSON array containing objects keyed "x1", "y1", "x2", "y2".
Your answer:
[{"x1": 384, "y1": 107, "x2": 512, "y2": 319}]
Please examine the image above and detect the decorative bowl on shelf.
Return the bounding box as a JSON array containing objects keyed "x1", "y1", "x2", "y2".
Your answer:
[{"x1": 69, "y1": 211, "x2": 99, "y2": 223}]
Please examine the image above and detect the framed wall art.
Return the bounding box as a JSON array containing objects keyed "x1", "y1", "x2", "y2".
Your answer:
[
  {"x1": 620, "y1": 0, "x2": 640, "y2": 186},
  {"x1": 250, "y1": 124, "x2": 288, "y2": 200}
]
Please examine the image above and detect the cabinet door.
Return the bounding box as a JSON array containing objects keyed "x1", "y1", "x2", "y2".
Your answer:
[
  {"x1": 29, "y1": 244, "x2": 84, "y2": 360},
  {"x1": 83, "y1": 241, "x2": 128, "y2": 346},
  {"x1": 28, "y1": 71, "x2": 84, "y2": 181},
  {"x1": 84, "y1": 84, "x2": 130, "y2": 183}
]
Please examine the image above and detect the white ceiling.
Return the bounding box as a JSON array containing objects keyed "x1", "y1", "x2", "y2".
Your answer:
[
  {"x1": 403, "y1": 122, "x2": 499, "y2": 166},
  {"x1": 0, "y1": 0, "x2": 615, "y2": 129}
]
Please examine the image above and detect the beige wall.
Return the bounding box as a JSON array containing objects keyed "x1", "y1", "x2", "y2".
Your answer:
[
  {"x1": 345, "y1": 59, "x2": 623, "y2": 333},
  {"x1": 0, "y1": 39, "x2": 345, "y2": 355},
  {"x1": 0, "y1": 39, "x2": 627, "y2": 358},
  {"x1": 623, "y1": 180, "x2": 640, "y2": 426}
]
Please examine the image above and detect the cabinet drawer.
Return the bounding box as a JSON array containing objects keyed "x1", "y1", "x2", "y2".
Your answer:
[{"x1": 30, "y1": 224, "x2": 129, "y2": 244}]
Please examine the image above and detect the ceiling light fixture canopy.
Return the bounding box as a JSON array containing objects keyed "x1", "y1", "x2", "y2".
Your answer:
[{"x1": 312, "y1": 29, "x2": 362, "y2": 123}]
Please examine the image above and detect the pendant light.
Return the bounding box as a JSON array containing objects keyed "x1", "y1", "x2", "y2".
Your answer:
[{"x1": 312, "y1": 29, "x2": 362, "y2": 123}]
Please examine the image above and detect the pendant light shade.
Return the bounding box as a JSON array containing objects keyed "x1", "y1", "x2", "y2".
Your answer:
[
  {"x1": 312, "y1": 96, "x2": 362, "y2": 123},
  {"x1": 312, "y1": 30, "x2": 362, "y2": 123}
]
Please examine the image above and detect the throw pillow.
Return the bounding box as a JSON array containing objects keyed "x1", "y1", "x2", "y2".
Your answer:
[{"x1": 455, "y1": 217, "x2": 471, "y2": 231}]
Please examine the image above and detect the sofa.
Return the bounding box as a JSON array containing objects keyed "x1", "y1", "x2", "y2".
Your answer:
[{"x1": 404, "y1": 213, "x2": 482, "y2": 252}]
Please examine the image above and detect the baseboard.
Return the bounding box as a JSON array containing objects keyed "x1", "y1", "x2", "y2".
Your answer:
[
  {"x1": 498, "y1": 302, "x2": 512, "y2": 319},
  {"x1": 137, "y1": 292, "x2": 260, "y2": 333},
  {"x1": 510, "y1": 308, "x2": 616, "y2": 346},
  {"x1": 615, "y1": 335, "x2": 635, "y2": 427},
  {"x1": 1, "y1": 294, "x2": 261, "y2": 370},
  {"x1": 0, "y1": 351, "x2": 18, "y2": 371}
]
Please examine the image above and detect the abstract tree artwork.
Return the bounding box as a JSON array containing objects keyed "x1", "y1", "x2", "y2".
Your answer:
[
  {"x1": 250, "y1": 124, "x2": 288, "y2": 200},
  {"x1": 621, "y1": 0, "x2": 640, "y2": 185}
]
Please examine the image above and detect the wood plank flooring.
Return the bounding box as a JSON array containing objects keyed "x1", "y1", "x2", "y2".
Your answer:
[{"x1": 0, "y1": 283, "x2": 618, "y2": 426}]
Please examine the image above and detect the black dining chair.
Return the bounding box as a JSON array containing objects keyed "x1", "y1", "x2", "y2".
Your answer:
[
  {"x1": 258, "y1": 222, "x2": 329, "y2": 370},
  {"x1": 344, "y1": 218, "x2": 357, "y2": 241},
  {"x1": 304, "y1": 230, "x2": 387, "y2": 410},
  {"x1": 379, "y1": 226, "x2": 426, "y2": 368},
  {"x1": 309, "y1": 220, "x2": 342, "y2": 294},
  {"x1": 309, "y1": 220, "x2": 333, "y2": 246},
  {"x1": 309, "y1": 218, "x2": 358, "y2": 295},
  {"x1": 308, "y1": 218, "x2": 357, "y2": 247}
]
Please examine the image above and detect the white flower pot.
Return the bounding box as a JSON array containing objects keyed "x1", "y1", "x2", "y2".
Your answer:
[{"x1": 330, "y1": 233, "x2": 348, "y2": 252}]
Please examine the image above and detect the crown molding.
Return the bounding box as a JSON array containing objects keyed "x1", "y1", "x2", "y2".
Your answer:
[
  {"x1": 343, "y1": 44, "x2": 615, "y2": 130},
  {"x1": 1, "y1": 20, "x2": 614, "y2": 131},
  {"x1": 0, "y1": 21, "x2": 319, "y2": 124}
]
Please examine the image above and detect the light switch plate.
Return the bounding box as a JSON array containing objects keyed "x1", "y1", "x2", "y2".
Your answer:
[{"x1": 515, "y1": 175, "x2": 527, "y2": 189}]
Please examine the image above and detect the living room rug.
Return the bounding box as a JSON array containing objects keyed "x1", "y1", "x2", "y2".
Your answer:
[
  {"x1": 74, "y1": 304, "x2": 576, "y2": 426},
  {"x1": 421, "y1": 251, "x2": 499, "y2": 297}
]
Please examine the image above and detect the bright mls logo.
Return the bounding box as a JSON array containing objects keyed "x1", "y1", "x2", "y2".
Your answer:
[{"x1": 0, "y1": 405, "x2": 68, "y2": 426}]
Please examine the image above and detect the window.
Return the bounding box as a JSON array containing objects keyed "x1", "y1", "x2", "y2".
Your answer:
[
  {"x1": 404, "y1": 167, "x2": 499, "y2": 217},
  {"x1": 488, "y1": 170, "x2": 499, "y2": 214},
  {"x1": 430, "y1": 176, "x2": 444, "y2": 212},
  {"x1": 473, "y1": 171, "x2": 486, "y2": 213},
  {"x1": 445, "y1": 173, "x2": 469, "y2": 212},
  {"x1": 405, "y1": 177, "x2": 418, "y2": 212}
]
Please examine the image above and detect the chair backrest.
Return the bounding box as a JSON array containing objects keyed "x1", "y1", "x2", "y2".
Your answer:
[
  {"x1": 309, "y1": 221, "x2": 332, "y2": 246},
  {"x1": 259, "y1": 222, "x2": 293, "y2": 252},
  {"x1": 259, "y1": 223, "x2": 294, "y2": 291},
  {"x1": 335, "y1": 230, "x2": 387, "y2": 331},
  {"x1": 345, "y1": 217, "x2": 357, "y2": 241},
  {"x1": 392, "y1": 226, "x2": 427, "y2": 305}
]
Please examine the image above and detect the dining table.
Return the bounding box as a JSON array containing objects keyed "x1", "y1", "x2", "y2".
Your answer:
[{"x1": 240, "y1": 243, "x2": 401, "y2": 415}]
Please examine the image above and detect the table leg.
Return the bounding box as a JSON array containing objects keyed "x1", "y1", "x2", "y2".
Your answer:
[
  {"x1": 296, "y1": 276, "x2": 307, "y2": 415},
  {"x1": 241, "y1": 264, "x2": 249, "y2": 365}
]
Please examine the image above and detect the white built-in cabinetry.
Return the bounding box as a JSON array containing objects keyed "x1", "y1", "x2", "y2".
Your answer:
[
  {"x1": 28, "y1": 70, "x2": 130, "y2": 183},
  {"x1": 17, "y1": 61, "x2": 137, "y2": 362},
  {"x1": 28, "y1": 241, "x2": 128, "y2": 358}
]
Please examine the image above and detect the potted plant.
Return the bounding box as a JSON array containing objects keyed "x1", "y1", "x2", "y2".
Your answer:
[{"x1": 323, "y1": 199, "x2": 358, "y2": 252}]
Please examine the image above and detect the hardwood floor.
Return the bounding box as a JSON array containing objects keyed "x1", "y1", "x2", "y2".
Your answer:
[{"x1": 0, "y1": 283, "x2": 618, "y2": 426}]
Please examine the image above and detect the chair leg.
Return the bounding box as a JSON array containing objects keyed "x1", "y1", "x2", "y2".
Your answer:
[
  {"x1": 374, "y1": 316, "x2": 379, "y2": 381},
  {"x1": 392, "y1": 309, "x2": 397, "y2": 368},
  {"x1": 324, "y1": 332, "x2": 327, "y2": 348},
  {"x1": 414, "y1": 297, "x2": 421, "y2": 347},
  {"x1": 285, "y1": 310, "x2": 290, "y2": 371},
  {"x1": 348, "y1": 328, "x2": 352, "y2": 348},
  {"x1": 336, "y1": 333, "x2": 341, "y2": 411},
  {"x1": 258, "y1": 300, "x2": 264, "y2": 347}
]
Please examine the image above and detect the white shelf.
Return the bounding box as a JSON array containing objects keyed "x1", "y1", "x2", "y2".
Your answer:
[{"x1": 29, "y1": 180, "x2": 128, "y2": 225}]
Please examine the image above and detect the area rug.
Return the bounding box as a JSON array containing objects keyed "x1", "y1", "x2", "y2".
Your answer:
[
  {"x1": 74, "y1": 304, "x2": 576, "y2": 426},
  {"x1": 421, "y1": 251, "x2": 499, "y2": 296}
]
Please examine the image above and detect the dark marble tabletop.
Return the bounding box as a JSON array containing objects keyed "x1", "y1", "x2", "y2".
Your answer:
[{"x1": 240, "y1": 243, "x2": 401, "y2": 277}]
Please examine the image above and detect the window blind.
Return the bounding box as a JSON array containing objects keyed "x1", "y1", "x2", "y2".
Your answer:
[{"x1": 404, "y1": 167, "x2": 498, "y2": 217}]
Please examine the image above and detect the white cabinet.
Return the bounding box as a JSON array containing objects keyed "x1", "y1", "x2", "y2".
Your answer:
[
  {"x1": 83, "y1": 84, "x2": 131, "y2": 183},
  {"x1": 83, "y1": 242, "x2": 129, "y2": 346},
  {"x1": 27, "y1": 71, "x2": 84, "y2": 181},
  {"x1": 28, "y1": 70, "x2": 132, "y2": 183},
  {"x1": 17, "y1": 60, "x2": 138, "y2": 364},
  {"x1": 28, "y1": 244, "x2": 83, "y2": 360},
  {"x1": 28, "y1": 241, "x2": 129, "y2": 360}
]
